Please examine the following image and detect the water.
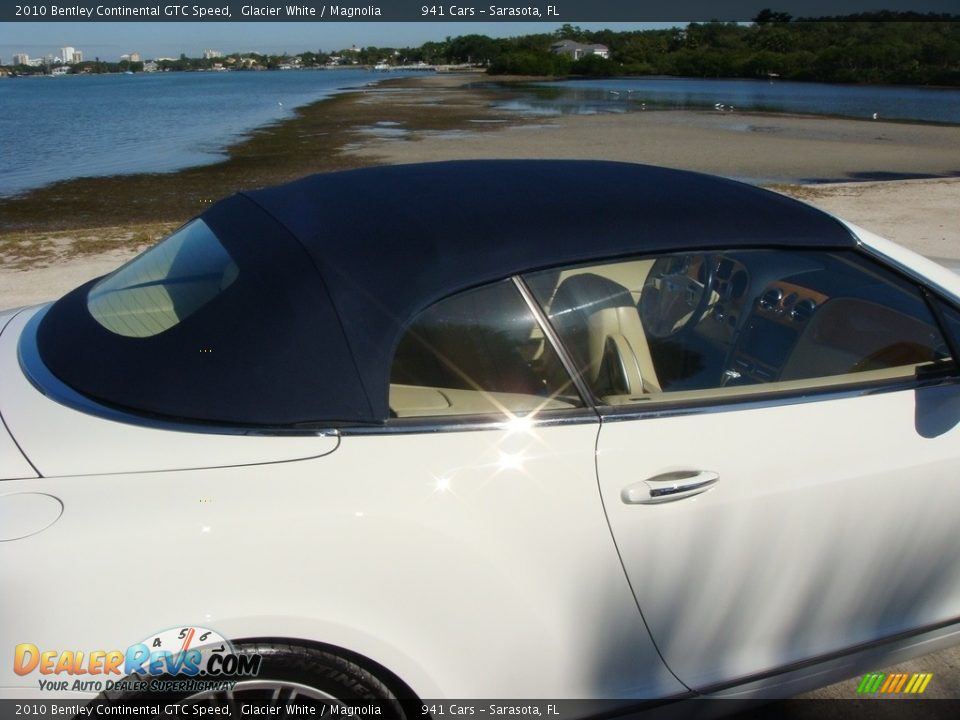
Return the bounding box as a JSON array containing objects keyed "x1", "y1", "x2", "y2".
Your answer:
[
  {"x1": 496, "y1": 77, "x2": 960, "y2": 125},
  {"x1": 0, "y1": 69, "x2": 406, "y2": 198},
  {"x1": 4, "y1": 72, "x2": 958, "y2": 198}
]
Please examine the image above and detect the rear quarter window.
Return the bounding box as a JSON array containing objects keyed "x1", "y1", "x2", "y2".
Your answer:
[{"x1": 87, "y1": 220, "x2": 238, "y2": 338}]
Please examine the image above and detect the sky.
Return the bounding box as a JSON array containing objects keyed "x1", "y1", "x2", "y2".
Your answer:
[{"x1": 2, "y1": 22, "x2": 677, "y2": 61}]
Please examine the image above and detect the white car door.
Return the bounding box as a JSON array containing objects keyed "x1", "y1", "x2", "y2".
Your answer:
[
  {"x1": 597, "y1": 383, "x2": 960, "y2": 691},
  {"x1": 526, "y1": 247, "x2": 960, "y2": 692}
]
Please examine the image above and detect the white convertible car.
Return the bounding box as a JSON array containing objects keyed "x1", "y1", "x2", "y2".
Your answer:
[{"x1": 3, "y1": 161, "x2": 960, "y2": 714}]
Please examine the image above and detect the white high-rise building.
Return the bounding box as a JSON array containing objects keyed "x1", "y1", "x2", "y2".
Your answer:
[
  {"x1": 61, "y1": 46, "x2": 76, "y2": 63},
  {"x1": 13, "y1": 53, "x2": 30, "y2": 66}
]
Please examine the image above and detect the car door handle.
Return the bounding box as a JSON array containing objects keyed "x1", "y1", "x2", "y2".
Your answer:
[{"x1": 621, "y1": 470, "x2": 719, "y2": 505}]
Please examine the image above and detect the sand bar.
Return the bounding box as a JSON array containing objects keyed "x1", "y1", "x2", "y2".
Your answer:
[
  {"x1": 2, "y1": 73, "x2": 959, "y2": 308},
  {"x1": 349, "y1": 77, "x2": 960, "y2": 186}
]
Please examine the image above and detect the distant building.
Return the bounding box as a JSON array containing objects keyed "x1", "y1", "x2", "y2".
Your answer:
[
  {"x1": 58, "y1": 47, "x2": 83, "y2": 63},
  {"x1": 550, "y1": 40, "x2": 610, "y2": 61},
  {"x1": 143, "y1": 61, "x2": 158, "y2": 72},
  {"x1": 203, "y1": 49, "x2": 223, "y2": 59},
  {"x1": 13, "y1": 53, "x2": 30, "y2": 66}
]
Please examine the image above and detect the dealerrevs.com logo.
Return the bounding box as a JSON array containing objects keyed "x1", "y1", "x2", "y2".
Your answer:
[{"x1": 14, "y1": 626, "x2": 262, "y2": 693}]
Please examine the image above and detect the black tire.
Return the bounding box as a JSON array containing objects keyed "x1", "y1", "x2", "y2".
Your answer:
[{"x1": 95, "y1": 642, "x2": 407, "y2": 720}]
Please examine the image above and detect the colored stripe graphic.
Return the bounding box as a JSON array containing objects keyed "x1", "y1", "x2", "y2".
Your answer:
[
  {"x1": 857, "y1": 673, "x2": 885, "y2": 693},
  {"x1": 857, "y1": 672, "x2": 932, "y2": 695},
  {"x1": 915, "y1": 673, "x2": 933, "y2": 694}
]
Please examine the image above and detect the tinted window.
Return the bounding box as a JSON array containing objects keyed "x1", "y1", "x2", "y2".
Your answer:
[
  {"x1": 936, "y1": 300, "x2": 960, "y2": 355},
  {"x1": 390, "y1": 280, "x2": 583, "y2": 418},
  {"x1": 87, "y1": 220, "x2": 238, "y2": 338},
  {"x1": 525, "y1": 250, "x2": 950, "y2": 406}
]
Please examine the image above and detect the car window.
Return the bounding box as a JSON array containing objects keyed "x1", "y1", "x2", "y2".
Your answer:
[
  {"x1": 87, "y1": 219, "x2": 238, "y2": 338},
  {"x1": 935, "y1": 299, "x2": 960, "y2": 354},
  {"x1": 524, "y1": 250, "x2": 952, "y2": 407},
  {"x1": 389, "y1": 280, "x2": 584, "y2": 418}
]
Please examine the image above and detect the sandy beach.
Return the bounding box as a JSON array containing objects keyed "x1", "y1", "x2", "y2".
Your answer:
[
  {"x1": 348, "y1": 76, "x2": 960, "y2": 185},
  {"x1": 2, "y1": 72, "x2": 959, "y2": 308}
]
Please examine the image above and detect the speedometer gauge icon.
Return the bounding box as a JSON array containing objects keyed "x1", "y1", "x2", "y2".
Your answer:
[{"x1": 139, "y1": 626, "x2": 233, "y2": 673}]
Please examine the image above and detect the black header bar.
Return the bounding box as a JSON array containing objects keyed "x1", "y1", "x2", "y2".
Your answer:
[{"x1": 4, "y1": 1, "x2": 960, "y2": 23}]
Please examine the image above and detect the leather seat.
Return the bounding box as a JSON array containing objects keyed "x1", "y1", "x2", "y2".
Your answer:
[{"x1": 549, "y1": 268, "x2": 661, "y2": 397}]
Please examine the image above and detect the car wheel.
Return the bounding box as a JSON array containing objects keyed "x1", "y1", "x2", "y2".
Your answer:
[{"x1": 97, "y1": 642, "x2": 408, "y2": 719}]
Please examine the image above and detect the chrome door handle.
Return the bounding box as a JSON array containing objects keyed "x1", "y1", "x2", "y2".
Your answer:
[{"x1": 621, "y1": 470, "x2": 719, "y2": 505}]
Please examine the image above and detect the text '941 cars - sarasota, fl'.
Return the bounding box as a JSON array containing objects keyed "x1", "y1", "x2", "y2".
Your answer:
[{"x1": 3, "y1": 161, "x2": 960, "y2": 716}]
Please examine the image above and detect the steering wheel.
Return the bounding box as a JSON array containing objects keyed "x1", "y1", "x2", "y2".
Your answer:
[{"x1": 639, "y1": 255, "x2": 717, "y2": 339}]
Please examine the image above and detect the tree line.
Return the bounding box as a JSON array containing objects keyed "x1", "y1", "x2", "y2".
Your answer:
[
  {"x1": 6, "y1": 11, "x2": 958, "y2": 86},
  {"x1": 476, "y1": 12, "x2": 960, "y2": 85}
]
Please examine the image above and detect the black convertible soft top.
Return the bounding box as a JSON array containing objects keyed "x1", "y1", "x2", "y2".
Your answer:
[{"x1": 36, "y1": 160, "x2": 856, "y2": 426}]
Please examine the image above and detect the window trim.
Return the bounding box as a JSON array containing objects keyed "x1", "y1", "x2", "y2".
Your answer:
[
  {"x1": 923, "y1": 286, "x2": 960, "y2": 367},
  {"x1": 344, "y1": 407, "x2": 600, "y2": 436},
  {"x1": 511, "y1": 276, "x2": 597, "y2": 409},
  {"x1": 597, "y1": 371, "x2": 960, "y2": 424}
]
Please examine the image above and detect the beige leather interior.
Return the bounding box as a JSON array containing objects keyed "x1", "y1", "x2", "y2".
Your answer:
[
  {"x1": 390, "y1": 384, "x2": 576, "y2": 418},
  {"x1": 548, "y1": 259, "x2": 661, "y2": 397},
  {"x1": 584, "y1": 305, "x2": 662, "y2": 394}
]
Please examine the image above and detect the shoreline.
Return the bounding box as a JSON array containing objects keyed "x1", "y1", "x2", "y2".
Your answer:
[
  {"x1": 0, "y1": 74, "x2": 517, "y2": 235},
  {"x1": 3, "y1": 74, "x2": 959, "y2": 228},
  {"x1": 2, "y1": 72, "x2": 959, "y2": 307}
]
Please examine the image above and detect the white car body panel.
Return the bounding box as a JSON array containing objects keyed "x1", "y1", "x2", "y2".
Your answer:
[
  {"x1": 598, "y1": 370, "x2": 960, "y2": 691},
  {"x1": 0, "y1": 308, "x2": 339, "y2": 477},
  {"x1": 0, "y1": 424, "x2": 36, "y2": 480},
  {"x1": 0, "y1": 309, "x2": 37, "y2": 480},
  {"x1": 0, "y1": 419, "x2": 685, "y2": 700}
]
